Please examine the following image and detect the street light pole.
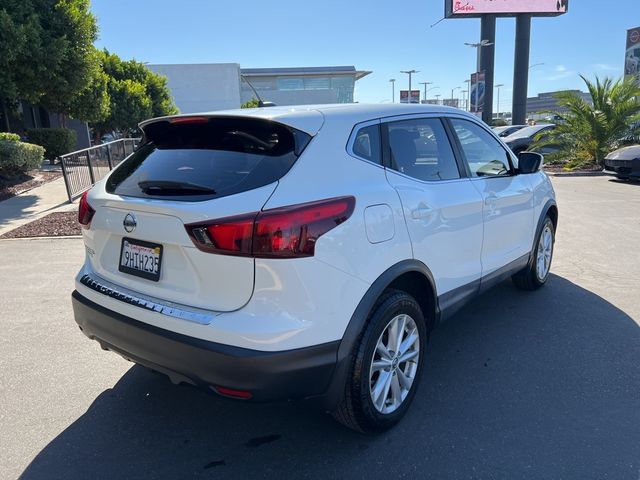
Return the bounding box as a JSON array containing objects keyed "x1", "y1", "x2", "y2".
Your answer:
[
  {"x1": 419, "y1": 81, "x2": 432, "y2": 104},
  {"x1": 463, "y1": 79, "x2": 471, "y2": 111},
  {"x1": 389, "y1": 79, "x2": 396, "y2": 103},
  {"x1": 451, "y1": 86, "x2": 460, "y2": 106},
  {"x1": 435, "y1": 94, "x2": 441, "y2": 105},
  {"x1": 401, "y1": 70, "x2": 419, "y2": 103},
  {"x1": 495, "y1": 83, "x2": 504, "y2": 120},
  {"x1": 464, "y1": 39, "x2": 494, "y2": 73}
]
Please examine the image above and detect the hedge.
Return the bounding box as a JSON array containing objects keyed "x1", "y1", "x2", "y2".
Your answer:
[
  {"x1": 0, "y1": 139, "x2": 45, "y2": 175},
  {"x1": 0, "y1": 132, "x2": 21, "y2": 142},
  {"x1": 27, "y1": 128, "x2": 77, "y2": 161}
]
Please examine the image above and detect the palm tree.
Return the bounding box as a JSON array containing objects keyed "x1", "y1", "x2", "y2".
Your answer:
[{"x1": 532, "y1": 75, "x2": 640, "y2": 168}]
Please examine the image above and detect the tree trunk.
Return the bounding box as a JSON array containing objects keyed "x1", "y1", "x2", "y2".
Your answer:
[{"x1": 1, "y1": 99, "x2": 10, "y2": 132}]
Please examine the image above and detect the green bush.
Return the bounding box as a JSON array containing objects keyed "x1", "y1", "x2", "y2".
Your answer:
[
  {"x1": 27, "y1": 128, "x2": 77, "y2": 160},
  {"x1": 0, "y1": 140, "x2": 45, "y2": 175},
  {"x1": 0, "y1": 132, "x2": 21, "y2": 142}
]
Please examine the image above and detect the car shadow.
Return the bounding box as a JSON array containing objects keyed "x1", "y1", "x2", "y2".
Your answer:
[
  {"x1": 20, "y1": 275, "x2": 640, "y2": 479},
  {"x1": 0, "y1": 194, "x2": 38, "y2": 227},
  {"x1": 608, "y1": 178, "x2": 640, "y2": 186}
]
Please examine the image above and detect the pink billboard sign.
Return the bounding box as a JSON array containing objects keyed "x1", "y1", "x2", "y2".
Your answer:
[{"x1": 447, "y1": 0, "x2": 568, "y2": 17}]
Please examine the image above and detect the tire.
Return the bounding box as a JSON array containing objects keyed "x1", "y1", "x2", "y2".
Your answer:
[
  {"x1": 512, "y1": 216, "x2": 555, "y2": 290},
  {"x1": 332, "y1": 290, "x2": 427, "y2": 434}
]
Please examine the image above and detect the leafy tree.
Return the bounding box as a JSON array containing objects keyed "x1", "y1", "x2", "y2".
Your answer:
[
  {"x1": 68, "y1": 49, "x2": 111, "y2": 123},
  {"x1": 90, "y1": 50, "x2": 178, "y2": 138},
  {"x1": 532, "y1": 75, "x2": 640, "y2": 168},
  {"x1": 0, "y1": 0, "x2": 99, "y2": 130},
  {"x1": 241, "y1": 98, "x2": 260, "y2": 109}
]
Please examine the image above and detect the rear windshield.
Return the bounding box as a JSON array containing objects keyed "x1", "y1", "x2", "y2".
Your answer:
[{"x1": 106, "y1": 117, "x2": 311, "y2": 201}]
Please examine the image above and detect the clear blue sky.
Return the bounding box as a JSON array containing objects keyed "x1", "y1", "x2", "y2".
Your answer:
[{"x1": 92, "y1": 0, "x2": 637, "y2": 112}]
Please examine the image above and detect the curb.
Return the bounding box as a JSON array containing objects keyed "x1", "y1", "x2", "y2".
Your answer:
[{"x1": 545, "y1": 171, "x2": 608, "y2": 177}]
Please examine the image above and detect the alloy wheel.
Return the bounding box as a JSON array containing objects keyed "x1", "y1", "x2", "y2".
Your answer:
[{"x1": 369, "y1": 314, "x2": 420, "y2": 414}]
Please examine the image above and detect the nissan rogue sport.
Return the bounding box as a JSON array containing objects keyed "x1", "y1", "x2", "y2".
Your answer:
[{"x1": 72, "y1": 104, "x2": 557, "y2": 433}]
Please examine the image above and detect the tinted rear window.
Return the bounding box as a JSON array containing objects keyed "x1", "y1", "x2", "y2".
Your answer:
[{"x1": 106, "y1": 117, "x2": 311, "y2": 201}]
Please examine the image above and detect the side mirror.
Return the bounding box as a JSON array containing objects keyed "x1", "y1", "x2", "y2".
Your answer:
[{"x1": 518, "y1": 151, "x2": 543, "y2": 174}]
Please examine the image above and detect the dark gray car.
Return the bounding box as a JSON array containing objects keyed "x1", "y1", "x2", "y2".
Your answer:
[
  {"x1": 503, "y1": 124, "x2": 556, "y2": 155},
  {"x1": 604, "y1": 145, "x2": 640, "y2": 180}
]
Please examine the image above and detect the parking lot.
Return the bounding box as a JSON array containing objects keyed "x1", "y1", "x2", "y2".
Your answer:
[{"x1": 1, "y1": 176, "x2": 639, "y2": 479}]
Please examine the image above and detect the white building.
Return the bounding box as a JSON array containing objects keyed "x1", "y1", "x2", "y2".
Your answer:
[{"x1": 148, "y1": 63, "x2": 370, "y2": 113}]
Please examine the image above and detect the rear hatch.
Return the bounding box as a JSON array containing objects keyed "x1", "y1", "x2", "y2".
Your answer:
[{"x1": 83, "y1": 115, "x2": 312, "y2": 312}]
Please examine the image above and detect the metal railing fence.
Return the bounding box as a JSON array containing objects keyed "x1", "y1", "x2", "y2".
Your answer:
[{"x1": 60, "y1": 138, "x2": 140, "y2": 202}]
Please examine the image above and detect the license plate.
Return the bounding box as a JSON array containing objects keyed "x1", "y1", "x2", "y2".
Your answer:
[{"x1": 119, "y1": 238, "x2": 163, "y2": 282}]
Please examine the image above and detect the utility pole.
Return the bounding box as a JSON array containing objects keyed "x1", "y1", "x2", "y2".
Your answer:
[
  {"x1": 435, "y1": 94, "x2": 441, "y2": 105},
  {"x1": 401, "y1": 70, "x2": 419, "y2": 103},
  {"x1": 389, "y1": 79, "x2": 396, "y2": 103}
]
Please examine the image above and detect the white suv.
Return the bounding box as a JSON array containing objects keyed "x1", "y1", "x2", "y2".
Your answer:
[{"x1": 73, "y1": 104, "x2": 557, "y2": 433}]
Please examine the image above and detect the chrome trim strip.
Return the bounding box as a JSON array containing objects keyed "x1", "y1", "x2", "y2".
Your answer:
[{"x1": 79, "y1": 273, "x2": 217, "y2": 325}]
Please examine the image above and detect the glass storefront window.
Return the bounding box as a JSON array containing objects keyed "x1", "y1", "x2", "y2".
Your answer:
[
  {"x1": 331, "y1": 76, "x2": 355, "y2": 103},
  {"x1": 277, "y1": 78, "x2": 304, "y2": 90},
  {"x1": 304, "y1": 77, "x2": 331, "y2": 90}
]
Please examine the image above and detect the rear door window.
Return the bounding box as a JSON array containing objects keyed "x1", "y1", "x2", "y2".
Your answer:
[
  {"x1": 385, "y1": 118, "x2": 461, "y2": 182},
  {"x1": 106, "y1": 117, "x2": 311, "y2": 201}
]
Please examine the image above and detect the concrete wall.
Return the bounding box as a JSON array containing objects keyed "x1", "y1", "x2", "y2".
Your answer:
[{"x1": 149, "y1": 63, "x2": 242, "y2": 113}]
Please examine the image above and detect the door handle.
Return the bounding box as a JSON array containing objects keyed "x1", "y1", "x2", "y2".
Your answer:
[
  {"x1": 411, "y1": 207, "x2": 432, "y2": 219},
  {"x1": 484, "y1": 193, "x2": 498, "y2": 206}
]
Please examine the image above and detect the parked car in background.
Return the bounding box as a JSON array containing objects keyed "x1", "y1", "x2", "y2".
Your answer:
[
  {"x1": 604, "y1": 145, "x2": 640, "y2": 181},
  {"x1": 493, "y1": 125, "x2": 527, "y2": 138},
  {"x1": 503, "y1": 124, "x2": 556, "y2": 155},
  {"x1": 72, "y1": 104, "x2": 557, "y2": 433}
]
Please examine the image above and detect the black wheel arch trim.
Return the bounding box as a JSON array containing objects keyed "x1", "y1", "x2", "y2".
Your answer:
[
  {"x1": 531, "y1": 199, "x2": 558, "y2": 258},
  {"x1": 322, "y1": 259, "x2": 438, "y2": 410}
]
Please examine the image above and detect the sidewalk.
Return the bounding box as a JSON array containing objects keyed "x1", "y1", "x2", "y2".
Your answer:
[{"x1": 0, "y1": 177, "x2": 76, "y2": 236}]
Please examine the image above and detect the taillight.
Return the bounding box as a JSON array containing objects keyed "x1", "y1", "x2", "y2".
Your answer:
[
  {"x1": 185, "y1": 196, "x2": 355, "y2": 258},
  {"x1": 78, "y1": 191, "x2": 95, "y2": 229}
]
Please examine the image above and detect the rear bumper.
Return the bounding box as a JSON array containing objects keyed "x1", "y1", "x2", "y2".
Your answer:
[{"x1": 72, "y1": 290, "x2": 339, "y2": 401}]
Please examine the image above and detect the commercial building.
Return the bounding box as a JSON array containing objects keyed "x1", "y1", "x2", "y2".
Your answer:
[
  {"x1": 1, "y1": 100, "x2": 91, "y2": 150},
  {"x1": 526, "y1": 90, "x2": 591, "y2": 119},
  {"x1": 148, "y1": 63, "x2": 371, "y2": 113}
]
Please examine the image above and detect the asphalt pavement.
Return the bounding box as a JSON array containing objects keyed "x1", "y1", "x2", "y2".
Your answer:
[{"x1": 1, "y1": 176, "x2": 639, "y2": 479}]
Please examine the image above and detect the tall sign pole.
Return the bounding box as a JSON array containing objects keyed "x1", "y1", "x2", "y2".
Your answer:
[
  {"x1": 480, "y1": 15, "x2": 496, "y2": 124},
  {"x1": 512, "y1": 14, "x2": 532, "y2": 124},
  {"x1": 444, "y1": 0, "x2": 567, "y2": 124}
]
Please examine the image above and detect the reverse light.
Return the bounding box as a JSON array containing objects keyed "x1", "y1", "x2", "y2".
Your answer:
[
  {"x1": 78, "y1": 191, "x2": 95, "y2": 229},
  {"x1": 186, "y1": 196, "x2": 355, "y2": 258}
]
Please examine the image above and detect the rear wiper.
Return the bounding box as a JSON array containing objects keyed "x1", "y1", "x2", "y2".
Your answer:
[{"x1": 138, "y1": 180, "x2": 216, "y2": 195}]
